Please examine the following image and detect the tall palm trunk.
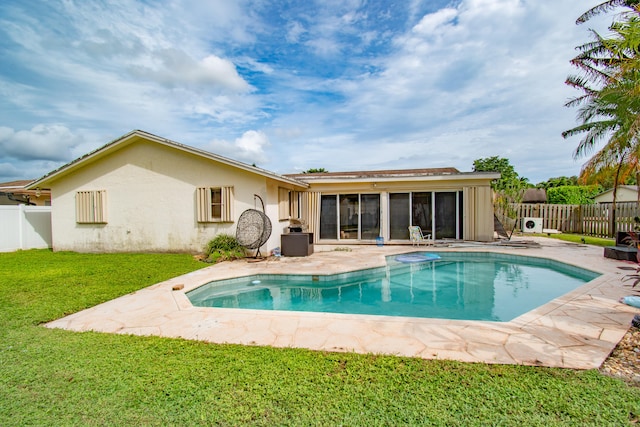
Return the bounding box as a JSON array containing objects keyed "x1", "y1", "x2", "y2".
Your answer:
[{"x1": 610, "y1": 161, "x2": 624, "y2": 236}]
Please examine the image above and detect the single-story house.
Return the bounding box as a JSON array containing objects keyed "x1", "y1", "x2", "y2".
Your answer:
[
  {"x1": 593, "y1": 185, "x2": 639, "y2": 204},
  {"x1": 0, "y1": 180, "x2": 51, "y2": 206},
  {"x1": 28, "y1": 130, "x2": 499, "y2": 253}
]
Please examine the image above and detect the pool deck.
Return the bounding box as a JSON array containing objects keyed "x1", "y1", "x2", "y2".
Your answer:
[{"x1": 46, "y1": 237, "x2": 640, "y2": 369}]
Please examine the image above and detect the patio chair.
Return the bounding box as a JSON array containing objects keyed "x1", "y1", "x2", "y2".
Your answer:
[{"x1": 408, "y1": 226, "x2": 433, "y2": 246}]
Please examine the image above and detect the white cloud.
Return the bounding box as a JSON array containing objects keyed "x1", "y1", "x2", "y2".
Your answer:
[
  {"x1": 0, "y1": 162, "x2": 21, "y2": 180},
  {"x1": 236, "y1": 130, "x2": 269, "y2": 153},
  {"x1": 305, "y1": 38, "x2": 342, "y2": 56},
  {"x1": 207, "y1": 130, "x2": 270, "y2": 165},
  {"x1": 286, "y1": 21, "x2": 307, "y2": 43},
  {"x1": 237, "y1": 56, "x2": 274, "y2": 75},
  {"x1": 128, "y1": 49, "x2": 251, "y2": 93},
  {"x1": 412, "y1": 8, "x2": 458, "y2": 35},
  {"x1": 0, "y1": 124, "x2": 82, "y2": 161}
]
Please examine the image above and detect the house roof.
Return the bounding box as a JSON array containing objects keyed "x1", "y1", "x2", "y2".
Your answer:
[
  {"x1": 0, "y1": 180, "x2": 35, "y2": 189},
  {"x1": 595, "y1": 185, "x2": 639, "y2": 196},
  {"x1": 27, "y1": 129, "x2": 500, "y2": 190},
  {"x1": 286, "y1": 168, "x2": 500, "y2": 183},
  {"x1": 521, "y1": 188, "x2": 547, "y2": 203},
  {"x1": 0, "y1": 179, "x2": 50, "y2": 196},
  {"x1": 27, "y1": 130, "x2": 309, "y2": 189}
]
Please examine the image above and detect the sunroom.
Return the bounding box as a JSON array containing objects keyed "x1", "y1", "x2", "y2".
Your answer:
[{"x1": 284, "y1": 168, "x2": 499, "y2": 244}]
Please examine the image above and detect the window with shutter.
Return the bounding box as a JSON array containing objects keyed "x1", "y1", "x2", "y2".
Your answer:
[
  {"x1": 197, "y1": 186, "x2": 234, "y2": 222},
  {"x1": 76, "y1": 190, "x2": 107, "y2": 223}
]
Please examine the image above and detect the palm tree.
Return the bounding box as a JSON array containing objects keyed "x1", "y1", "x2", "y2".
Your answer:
[
  {"x1": 576, "y1": 0, "x2": 640, "y2": 24},
  {"x1": 563, "y1": 7, "x2": 640, "y2": 235}
]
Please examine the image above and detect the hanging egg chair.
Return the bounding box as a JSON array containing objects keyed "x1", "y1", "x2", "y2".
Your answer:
[{"x1": 236, "y1": 195, "x2": 272, "y2": 258}]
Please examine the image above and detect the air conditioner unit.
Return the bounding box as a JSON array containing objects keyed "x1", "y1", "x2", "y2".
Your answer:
[{"x1": 522, "y1": 217, "x2": 543, "y2": 233}]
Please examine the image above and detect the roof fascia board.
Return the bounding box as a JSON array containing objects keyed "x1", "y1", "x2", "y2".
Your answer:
[{"x1": 298, "y1": 172, "x2": 500, "y2": 185}]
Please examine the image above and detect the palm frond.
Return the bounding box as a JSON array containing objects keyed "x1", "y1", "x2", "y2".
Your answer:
[
  {"x1": 564, "y1": 94, "x2": 593, "y2": 109},
  {"x1": 576, "y1": 0, "x2": 633, "y2": 24},
  {"x1": 564, "y1": 75, "x2": 599, "y2": 94},
  {"x1": 569, "y1": 2, "x2": 640, "y2": 187}
]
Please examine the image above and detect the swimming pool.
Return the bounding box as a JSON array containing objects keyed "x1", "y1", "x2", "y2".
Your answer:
[{"x1": 187, "y1": 252, "x2": 600, "y2": 322}]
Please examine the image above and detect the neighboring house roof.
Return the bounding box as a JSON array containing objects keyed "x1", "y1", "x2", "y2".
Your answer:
[
  {"x1": 594, "y1": 185, "x2": 639, "y2": 202},
  {"x1": 27, "y1": 130, "x2": 309, "y2": 189},
  {"x1": 521, "y1": 188, "x2": 547, "y2": 203},
  {"x1": 286, "y1": 168, "x2": 500, "y2": 183},
  {"x1": 0, "y1": 179, "x2": 35, "y2": 195},
  {"x1": 0, "y1": 179, "x2": 34, "y2": 188},
  {"x1": 0, "y1": 179, "x2": 50, "y2": 198}
]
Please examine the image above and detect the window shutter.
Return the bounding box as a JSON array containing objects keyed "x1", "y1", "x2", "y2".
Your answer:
[
  {"x1": 221, "y1": 186, "x2": 233, "y2": 222},
  {"x1": 290, "y1": 191, "x2": 300, "y2": 218},
  {"x1": 76, "y1": 190, "x2": 107, "y2": 223},
  {"x1": 278, "y1": 187, "x2": 290, "y2": 220},
  {"x1": 196, "y1": 187, "x2": 211, "y2": 222}
]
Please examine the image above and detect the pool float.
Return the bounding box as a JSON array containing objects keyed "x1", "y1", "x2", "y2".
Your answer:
[
  {"x1": 620, "y1": 295, "x2": 640, "y2": 309},
  {"x1": 395, "y1": 253, "x2": 441, "y2": 263}
]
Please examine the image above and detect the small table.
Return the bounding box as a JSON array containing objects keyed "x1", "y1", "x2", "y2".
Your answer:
[{"x1": 281, "y1": 233, "x2": 314, "y2": 257}]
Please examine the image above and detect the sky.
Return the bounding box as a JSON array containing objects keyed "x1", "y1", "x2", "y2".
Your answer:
[{"x1": 0, "y1": 0, "x2": 617, "y2": 184}]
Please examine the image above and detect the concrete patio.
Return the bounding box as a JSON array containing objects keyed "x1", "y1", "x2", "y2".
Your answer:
[{"x1": 46, "y1": 236, "x2": 640, "y2": 369}]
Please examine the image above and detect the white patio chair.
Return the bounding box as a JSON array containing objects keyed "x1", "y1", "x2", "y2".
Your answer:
[{"x1": 408, "y1": 226, "x2": 433, "y2": 246}]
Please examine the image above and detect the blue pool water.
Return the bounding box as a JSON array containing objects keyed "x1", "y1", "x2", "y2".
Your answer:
[{"x1": 187, "y1": 252, "x2": 600, "y2": 322}]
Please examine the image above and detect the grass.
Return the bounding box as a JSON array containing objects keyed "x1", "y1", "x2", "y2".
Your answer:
[
  {"x1": 531, "y1": 233, "x2": 616, "y2": 247},
  {"x1": 1, "y1": 249, "x2": 639, "y2": 426}
]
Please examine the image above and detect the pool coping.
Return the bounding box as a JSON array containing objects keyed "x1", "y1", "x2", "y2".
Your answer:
[{"x1": 45, "y1": 237, "x2": 640, "y2": 369}]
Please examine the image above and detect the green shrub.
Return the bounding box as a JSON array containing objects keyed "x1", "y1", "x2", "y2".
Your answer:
[
  {"x1": 546, "y1": 185, "x2": 601, "y2": 204},
  {"x1": 205, "y1": 234, "x2": 245, "y2": 262}
]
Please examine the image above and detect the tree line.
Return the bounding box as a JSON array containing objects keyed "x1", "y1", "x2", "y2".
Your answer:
[{"x1": 472, "y1": 156, "x2": 604, "y2": 205}]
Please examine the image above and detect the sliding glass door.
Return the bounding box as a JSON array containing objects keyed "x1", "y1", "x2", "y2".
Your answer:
[
  {"x1": 320, "y1": 191, "x2": 462, "y2": 241},
  {"x1": 339, "y1": 194, "x2": 359, "y2": 239},
  {"x1": 319, "y1": 194, "x2": 380, "y2": 240},
  {"x1": 319, "y1": 195, "x2": 337, "y2": 239},
  {"x1": 412, "y1": 192, "x2": 432, "y2": 232},
  {"x1": 360, "y1": 194, "x2": 380, "y2": 239},
  {"x1": 435, "y1": 192, "x2": 457, "y2": 239},
  {"x1": 388, "y1": 191, "x2": 462, "y2": 240},
  {"x1": 389, "y1": 193, "x2": 410, "y2": 239}
]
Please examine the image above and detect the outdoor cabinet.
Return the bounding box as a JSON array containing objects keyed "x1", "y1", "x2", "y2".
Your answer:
[{"x1": 281, "y1": 233, "x2": 314, "y2": 257}]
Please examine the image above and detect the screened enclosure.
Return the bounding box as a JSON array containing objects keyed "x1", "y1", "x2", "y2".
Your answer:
[{"x1": 321, "y1": 191, "x2": 463, "y2": 241}]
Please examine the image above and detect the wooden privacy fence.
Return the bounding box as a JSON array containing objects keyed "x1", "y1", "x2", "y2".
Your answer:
[{"x1": 504, "y1": 202, "x2": 640, "y2": 238}]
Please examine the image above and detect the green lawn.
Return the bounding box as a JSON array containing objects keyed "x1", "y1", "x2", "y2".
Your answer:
[
  {"x1": 1, "y1": 250, "x2": 638, "y2": 426},
  {"x1": 533, "y1": 233, "x2": 616, "y2": 247}
]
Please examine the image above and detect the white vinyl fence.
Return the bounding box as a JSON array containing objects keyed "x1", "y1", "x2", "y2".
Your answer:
[{"x1": 0, "y1": 205, "x2": 52, "y2": 252}]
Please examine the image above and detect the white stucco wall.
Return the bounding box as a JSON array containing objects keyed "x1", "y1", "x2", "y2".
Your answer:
[
  {"x1": 48, "y1": 140, "x2": 286, "y2": 253},
  {"x1": 470, "y1": 185, "x2": 494, "y2": 242}
]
